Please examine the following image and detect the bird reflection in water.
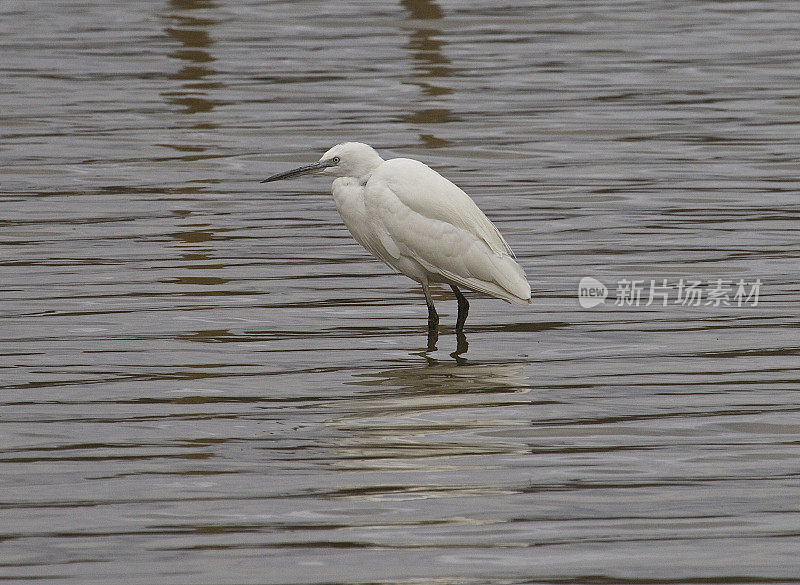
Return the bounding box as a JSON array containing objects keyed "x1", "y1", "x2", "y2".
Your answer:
[
  {"x1": 347, "y1": 358, "x2": 529, "y2": 399},
  {"x1": 425, "y1": 326, "x2": 468, "y2": 362}
]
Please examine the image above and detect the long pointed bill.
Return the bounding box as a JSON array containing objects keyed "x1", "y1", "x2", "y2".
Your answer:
[{"x1": 261, "y1": 160, "x2": 333, "y2": 183}]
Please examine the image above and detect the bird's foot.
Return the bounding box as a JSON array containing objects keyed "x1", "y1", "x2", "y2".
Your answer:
[
  {"x1": 426, "y1": 325, "x2": 438, "y2": 353},
  {"x1": 451, "y1": 330, "x2": 469, "y2": 362}
]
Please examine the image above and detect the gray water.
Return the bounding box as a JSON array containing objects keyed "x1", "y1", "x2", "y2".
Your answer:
[{"x1": 2, "y1": 1, "x2": 800, "y2": 583}]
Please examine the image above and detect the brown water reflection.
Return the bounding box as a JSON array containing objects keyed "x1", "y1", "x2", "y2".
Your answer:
[
  {"x1": 2, "y1": 0, "x2": 800, "y2": 583},
  {"x1": 163, "y1": 0, "x2": 220, "y2": 118},
  {"x1": 402, "y1": 0, "x2": 454, "y2": 147}
]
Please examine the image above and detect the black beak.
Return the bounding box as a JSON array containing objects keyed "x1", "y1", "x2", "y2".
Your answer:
[{"x1": 261, "y1": 160, "x2": 333, "y2": 183}]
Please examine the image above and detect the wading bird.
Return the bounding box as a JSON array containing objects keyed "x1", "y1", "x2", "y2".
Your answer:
[{"x1": 262, "y1": 142, "x2": 531, "y2": 332}]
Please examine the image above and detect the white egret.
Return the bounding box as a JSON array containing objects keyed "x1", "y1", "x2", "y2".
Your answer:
[{"x1": 262, "y1": 142, "x2": 531, "y2": 331}]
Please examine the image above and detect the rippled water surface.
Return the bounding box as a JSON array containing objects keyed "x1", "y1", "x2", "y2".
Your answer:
[{"x1": 2, "y1": 1, "x2": 800, "y2": 583}]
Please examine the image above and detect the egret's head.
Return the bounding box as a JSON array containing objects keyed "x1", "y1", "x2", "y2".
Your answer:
[
  {"x1": 318, "y1": 142, "x2": 383, "y2": 179},
  {"x1": 261, "y1": 142, "x2": 383, "y2": 184}
]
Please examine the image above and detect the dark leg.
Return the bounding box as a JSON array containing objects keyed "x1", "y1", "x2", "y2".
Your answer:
[
  {"x1": 452, "y1": 329, "x2": 469, "y2": 362},
  {"x1": 450, "y1": 285, "x2": 469, "y2": 331},
  {"x1": 426, "y1": 324, "x2": 439, "y2": 353},
  {"x1": 421, "y1": 283, "x2": 439, "y2": 352},
  {"x1": 422, "y1": 283, "x2": 438, "y2": 331}
]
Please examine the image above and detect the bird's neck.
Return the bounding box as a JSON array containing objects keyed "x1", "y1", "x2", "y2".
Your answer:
[
  {"x1": 332, "y1": 176, "x2": 362, "y2": 193},
  {"x1": 336, "y1": 170, "x2": 373, "y2": 187}
]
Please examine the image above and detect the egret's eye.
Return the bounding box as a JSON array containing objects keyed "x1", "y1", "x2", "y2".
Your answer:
[{"x1": 332, "y1": 156, "x2": 340, "y2": 164}]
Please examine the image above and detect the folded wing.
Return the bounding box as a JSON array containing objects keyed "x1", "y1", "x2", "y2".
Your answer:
[{"x1": 365, "y1": 158, "x2": 531, "y2": 304}]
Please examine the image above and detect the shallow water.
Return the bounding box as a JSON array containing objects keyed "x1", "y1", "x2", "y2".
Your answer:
[{"x1": 2, "y1": 1, "x2": 800, "y2": 583}]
